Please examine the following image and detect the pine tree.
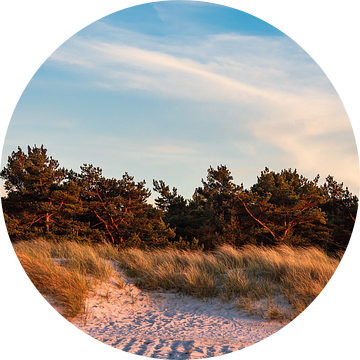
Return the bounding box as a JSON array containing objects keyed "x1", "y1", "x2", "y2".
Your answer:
[
  {"x1": 237, "y1": 168, "x2": 330, "y2": 247},
  {"x1": 77, "y1": 165, "x2": 175, "y2": 246},
  {"x1": 320, "y1": 175, "x2": 358, "y2": 251},
  {"x1": 1, "y1": 145, "x2": 87, "y2": 239},
  {"x1": 190, "y1": 165, "x2": 241, "y2": 248},
  {"x1": 153, "y1": 180, "x2": 189, "y2": 238}
]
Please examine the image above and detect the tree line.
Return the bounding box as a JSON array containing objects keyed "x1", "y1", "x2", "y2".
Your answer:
[{"x1": 1, "y1": 145, "x2": 357, "y2": 253}]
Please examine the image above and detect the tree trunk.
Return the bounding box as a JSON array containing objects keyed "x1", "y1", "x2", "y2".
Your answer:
[
  {"x1": 45, "y1": 212, "x2": 50, "y2": 232},
  {"x1": 238, "y1": 196, "x2": 279, "y2": 242}
]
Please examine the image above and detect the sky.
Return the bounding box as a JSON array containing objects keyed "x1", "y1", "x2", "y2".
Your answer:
[{"x1": 1, "y1": 0, "x2": 359, "y2": 200}]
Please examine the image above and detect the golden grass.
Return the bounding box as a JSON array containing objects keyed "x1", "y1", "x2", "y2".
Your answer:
[
  {"x1": 114, "y1": 244, "x2": 339, "y2": 319},
  {"x1": 13, "y1": 240, "x2": 340, "y2": 321},
  {"x1": 13, "y1": 239, "x2": 123, "y2": 319}
]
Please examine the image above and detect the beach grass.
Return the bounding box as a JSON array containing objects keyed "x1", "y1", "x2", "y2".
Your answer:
[
  {"x1": 13, "y1": 239, "x2": 123, "y2": 318},
  {"x1": 13, "y1": 240, "x2": 339, "y2": 320}
]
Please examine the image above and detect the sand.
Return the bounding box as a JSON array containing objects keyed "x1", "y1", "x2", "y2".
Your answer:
[{"x1": 70, "y1": 278, "x2": 289, "y2": 359}]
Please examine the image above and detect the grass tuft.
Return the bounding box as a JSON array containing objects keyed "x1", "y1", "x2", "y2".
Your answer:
[
  {"x1": 13, "y1": 240, "x2": 339, "y2": 320},
  {"x1": 13, "y1": 239, "x2": 123, "y2": 318}
]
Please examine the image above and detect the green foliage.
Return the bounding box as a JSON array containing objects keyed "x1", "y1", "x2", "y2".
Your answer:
[
  {"x1": 1, "y1": 145, "x2": 357, "y2": 253},
  {"x1": 170, "y1": 237, "x2": 204, "y2": 251},
  {"x1": 239, "y1": 168, "x2": 330, "y2": 247},
  {"x1": 1, "y1": 146, "x2": 89, "y2": 239},
  {"x1": 1, "y1": 146, "x2": 177, "y2": 247},
  {"x1": 74, "y1": 165, "x2": 176, "y2": 246},
  {"x1": 320, "y1": 175, "x2": 358, "y2": 251},
  {"x1": 153, "y1": 179, "x2": 192, "y2": 241},
  {"x1": 0, "y1": 145, "x2": 64, "y2": 194},
  {"x1": 154, "y1": 165, "x2": 357, "y2": 253}
]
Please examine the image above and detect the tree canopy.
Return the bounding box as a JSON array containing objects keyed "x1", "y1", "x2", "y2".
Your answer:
[{"x1": 1, "y1": 145, "x2": 357, "y2": 253}]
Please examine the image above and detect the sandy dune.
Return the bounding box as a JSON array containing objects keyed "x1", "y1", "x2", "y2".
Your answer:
[{"x1": 71, "y1": 278, "x2": 288, "y2": 359}]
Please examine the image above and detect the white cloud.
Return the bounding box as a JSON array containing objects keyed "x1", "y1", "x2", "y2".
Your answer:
[
  {"x1": 152, "y1": 3, "x2": 168, "y2": 22},
  {"x1": 51, "y1": 39, "x2": 276, "y2": 103},
  {"x1": 150, "y1": 144, "x2": 196, "y2": 155},
  {"x1": 47, "y1": 29, "x2": 359, "y2": 193}
]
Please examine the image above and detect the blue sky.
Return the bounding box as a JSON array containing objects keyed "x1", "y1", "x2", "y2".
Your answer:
[{"x1": 2, "y1": 0, "x2": 358, "y2": 199}]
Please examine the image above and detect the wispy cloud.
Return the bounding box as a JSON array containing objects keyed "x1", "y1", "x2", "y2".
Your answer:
[
  {"x1": 50, "y1": 36, "x2": 292, "y2": 100},
  {"x1": 50, "y1": 37, "x2": 344, "y2": 139},
  {"x1": 46, "y1": 27, "x2": 359, "y2": 193}
]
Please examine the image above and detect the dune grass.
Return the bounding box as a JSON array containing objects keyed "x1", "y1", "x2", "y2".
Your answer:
[
  {"x1": 13, "y1": 239, "x2": 123, "y2": 319},
  {"x1": 114, "y1": 244, "x2": 339, "y2": 319},
  {"x1": 13, "y1": 240, "x2": 340, "y2": 321}
]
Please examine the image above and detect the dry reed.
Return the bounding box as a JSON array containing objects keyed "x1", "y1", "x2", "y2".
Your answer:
[{"x1": 13, "y1": 240, "x2": 339, "y2": 320}]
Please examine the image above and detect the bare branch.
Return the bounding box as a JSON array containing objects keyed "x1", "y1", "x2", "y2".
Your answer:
[{"x1": 237, "y1": 196, "x2": 279, "y2": 242}]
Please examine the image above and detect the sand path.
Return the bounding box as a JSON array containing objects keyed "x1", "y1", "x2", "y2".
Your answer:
[{"x1": 71, "y1": 278, "x2": 288, "y2": 359}]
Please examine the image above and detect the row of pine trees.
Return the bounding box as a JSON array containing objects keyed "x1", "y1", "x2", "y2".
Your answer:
[{"x1": 1, "y1": 145, "x2": 357, "y2": 253}]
